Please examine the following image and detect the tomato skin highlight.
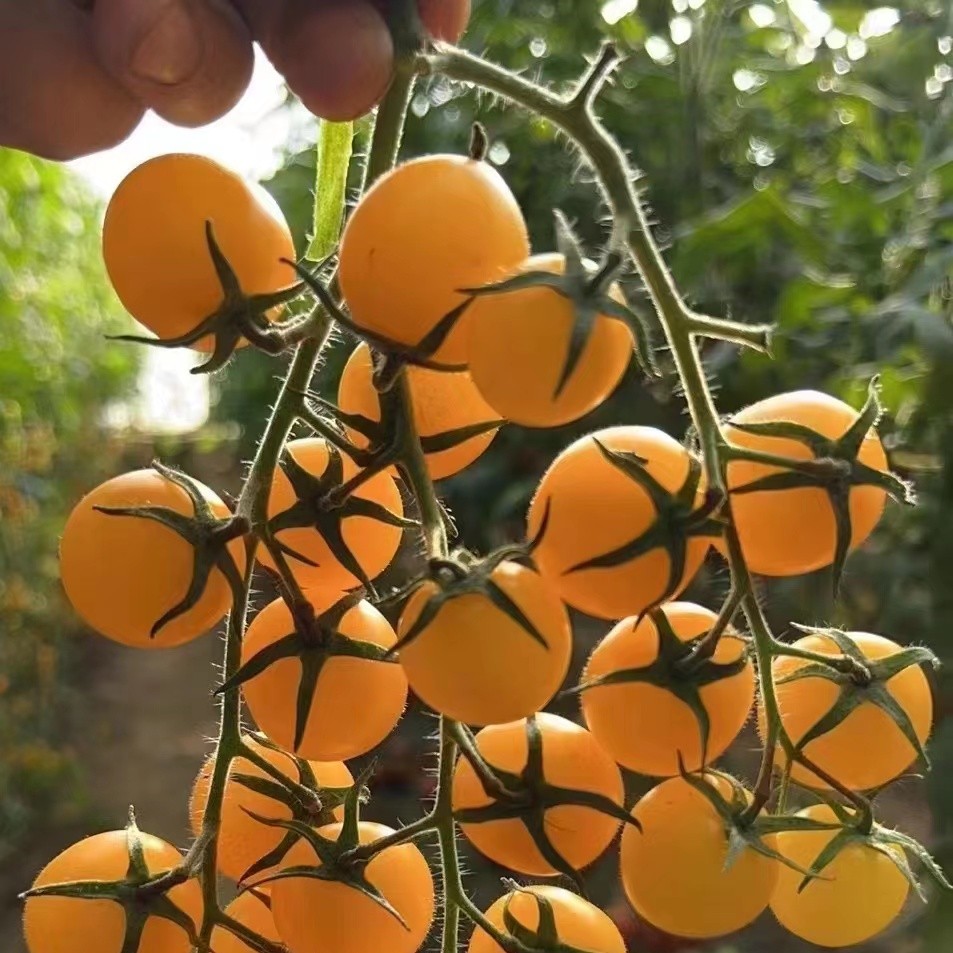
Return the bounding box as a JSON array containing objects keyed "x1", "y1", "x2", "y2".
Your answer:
[
  {"x1": 189, "y1": 734, "x2": 352, "y2": 882},
  {"x1": 760, "y1": 630, "x2": 932, "y2": 790},
  {"x1": 468, "y1": 885, "x2": 626, "y2": 953},
  {"x1": 452, "y1": 713, "x2": 625, "y2": 876},
  {"x1": 466, "y1": 253, "x2": 633, "y2": 428},
  {"x1": 240, "y1": 589, "x2": 407, "y2": 761},
  {"x1": 23, "y1": 830, "x2": 203, "y2": 953},
  {"x1": 527, "y1": 426, "x2": 711, "y2": 620},
  {"x1": 270, "y1": 822, "x2": 435, "y2": 953},
  {"x1": 259, "y1": 437, "x2": 405, "y2": 592},
  {"x1": 620, "y1": 775, "x2": 778, "y2": 939},
  {"x1": 102, "y1": 153, "x2": 295, "y2": 348},
  {"x1": 770, "y1": 805, "x2": 910, "y2": 947},
  {"x1": 59, "y1": 469, "x2": 245, "y2": 649},
  {"x1": 581, "y1": 602, "x2": 755, "y2": 776},
  {"x1": 339, "y1": 154, "x2": 530, "y2": 365},
  {"x1": 337, "y1": 341, "x2": 499, "y2": 480},
  {"x1": 397, "y1": 561, "x2": 572, "y2": 726},
  {"x1": 724, "y1": 390, "x2": 888, "y2": 576}
]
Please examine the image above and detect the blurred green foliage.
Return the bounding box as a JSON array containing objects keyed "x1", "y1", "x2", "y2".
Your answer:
[
  {"x1": 216, "y1": 0, "x2": 953, "y2": 945},
  {"x1": 0, "y1": 152, "x2": 139, "y2": 857}
]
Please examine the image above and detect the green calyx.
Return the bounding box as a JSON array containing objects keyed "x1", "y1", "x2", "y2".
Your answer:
[
  {"x1": 109, "y1": 221, "x2": 307, "y2": 374},
  {"x1": 230, "y1": 732, "x2": 357, "y2": 883},
  {"x1": 245, "y1": 763, "x2": 410, "y2": 930},
  {"x1": 777, "y1": 624, "x2": 939, "y2": 781},
  {"x1": 384, "y1": 547, "x2": 548, "y2": 659},
  {"x1": 453, "y1": 716, "x2": 639, "y2": 892},
  {"x1": 290, "y1": 257, "x2": 471, "y2": 369},
  {"x1": 19, "y1": 807, "x2": 200, "y2": 953},
  {"x1": 677, "y1": 768, "x2": 836, "y2": 881},
  {"x1": 461, "y1": 210, "x2": 659, "y2": 395},
  {"x1": 789, "y1": 799, "x2": 951, "y2": 900},
  {"x1": 533, "y1": 438, "x2": 721, "y2": 609},
  {"x1": 267, "y1": 441, "x2": 417, "y2": 596},
  {"x1": 727, "y1": 377, "x2": 915, "y2": 592},
  {"x1": 216, "y1": 591, "x2": 398, "y2": 753},
  {"x1": 95, "y1": 460, "x2": 247, "y2": 639},
  {"x1": 567, "y1": 607, "x2": 749, "y2": 767},
  {"x1": 498, "y1": 884, "x2": 607, "y2": 953}
]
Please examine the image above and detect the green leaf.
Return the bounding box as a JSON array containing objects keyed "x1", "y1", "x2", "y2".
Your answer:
[{"x1": 307, "y1": 121, "x2": 354, "y2": 261}]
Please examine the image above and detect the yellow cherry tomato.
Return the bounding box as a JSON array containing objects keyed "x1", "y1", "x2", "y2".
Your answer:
[
  {"x1": 210, "y1": 892, "x2": 280, "y2": 953},
  {"x1": 724, "y1": 390, "x2": 888, "y2": 576},
  {"x1": 620, "y1": 774, "x2": 778, "y2": 938},
  {"x1": 337, "y1": 341, "x2": 500, "y2": 480},
  {"x1": 60, "y1": 469, "x2": 245, "y2": 648},
  {"x1": 466, "y1": 253, "x2": 633, "y2": 427},
  {"x1": 339, "y1": 154, "x2": 530, "y2": 364},
  {"x1": 103, "y1": 153, "x2": 295, "y2": 347},
  {"x1": 581, "y1": 602, "x2": 754, "y2": 775}
]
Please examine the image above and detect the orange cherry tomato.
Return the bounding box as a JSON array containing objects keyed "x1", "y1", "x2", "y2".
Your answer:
[
  {"x1": 580, "y1": 602, "x2": 754, "y2": 776},
  {"x1": 761, "y1": 630, "x2": 932, "y2": 791},
  {"x1": 527, "y1": 426, "x2": 712, "y2": 620},
  {"x1": 770, "y1": 805, "x2": 910, "y2": 947},
  {"x1": 452, "y1": 713, "x2": 625, "y2": 876},
  {"x1": 620, "y1": 775, "x2": 778, "y2": 939},
  {"x1": 336, "y1": 342, "x2": 500, "y2": 480},
  {"x1": 339, "y1": 154, "x2": 529, "y2": 364},
  {"x1": 240, "y1": 589, "x2": 407, "y2": 760},
  {"x1": 397, "y1": 561, "x2": 572, "y2": 725},
  {"x1": 466, "y1": 253, "x2": 633, "y2": 427},
  {"x1": 210, "y1": 891, "x2": 281, "y2": 953},
  {"x1": 189, "y1": 734, "x2": 352, "y2": 882},
  {"x1": 258, "y1": 437, "x2": 405, "y2": 592},
  {"x1": 60, "y1": 469, "x2": 245, "y2": 649},
  {"x1": 468, "y1": 885, "x2": 626, "y2": 953},
  {"x1": 103, "y1": 153, "x2": 295, "y2": 348},
  {"x1": 24, "y1": 829, "x2": 203, "y2": 953},
  {"x1": 270, "y1": 822, "x2": 435, "y2": 953},
  {"x1": 724, "y1": 390, "x2": 888, "y2": 576}
]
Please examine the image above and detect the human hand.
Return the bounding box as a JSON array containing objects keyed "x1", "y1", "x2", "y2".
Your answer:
[{"x1": 0, "y1": 0, "x2": 469, "y2": 161}]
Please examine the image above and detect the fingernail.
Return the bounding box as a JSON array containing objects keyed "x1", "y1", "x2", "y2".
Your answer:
[{"x1": 131, "y1": 1, "x2": 202, "y2": 86}]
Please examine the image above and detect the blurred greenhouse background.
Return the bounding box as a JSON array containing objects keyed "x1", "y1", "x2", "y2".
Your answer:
[{"x1": 2, "y1": 1, "x2": 953, "y2": 950}]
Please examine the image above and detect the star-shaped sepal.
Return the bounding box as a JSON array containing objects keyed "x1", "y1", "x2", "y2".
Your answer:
[{"x1": 110, "y1": 221, "x2": 308, "y2": 373}]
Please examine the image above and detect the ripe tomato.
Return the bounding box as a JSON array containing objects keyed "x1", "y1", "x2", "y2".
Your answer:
[
  {"x1": 189, "y1": 734, "x2": 352, "y2": 882},
  {"x1": 452, "y1": 713, "x2": 625, "y2": 876},
  {"x1": 240, "y1": 590, "x2": 407, "y2": 760},
  {"x1": 59, "y1": 469, "x2": 245, "y2": 649},
  {"x1": 580, "y1": 602, "x2": 754, "y2": 776},
  {"x1": 761, "y1": 630, "x2": 932, "y2": 791},
  {"x1": 274, "y1": 1, "x2": 394, "y2": 122},
  {"x1": 103, "y1": 154, "x2": 295, "y2": 348},
  {"x1": 770, "y1": 805, "x2": 909, "y2": 947},
  {"x1": 397, "y1": 561, "x2": 572, "y2": 725},
  {"x1": 466, "y1": 253, "x2": 633, "y2": 427},
  {"x1": 336, "y1": 342, "x2": 500, "y2": 480},
  {"x1": 259, "y1": 437, "x2": 406, "y2": 591},
  {"x1": 418, "y1": 0, "x2": 471, "y2": 40},
  {"x1": 527, "y1": 427, "x2": 713, "y2": 620},
  {"x1": 339, "y1": 155, "x2": 529, "y2": 364},
  {"x1": 270, "y1": 821, "x2": 435, "y2": 953},
  {"x1": 23, "y1": 830, "x2": 203, "y2": 953},
  {"x1": 724, "y1": 390, "x2": 888, "y2": 576},
  {"x1": 468, "y1": 885, "x2": 626, "y2": 953},
  {"x1": 210, "y1": 891, "x2": 280, "y2": 953},
  {"x1": 620, "y1": 775, "x2": 778, "y2": 938}
]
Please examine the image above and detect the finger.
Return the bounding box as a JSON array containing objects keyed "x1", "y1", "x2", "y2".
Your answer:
[
  {"x1": 238, "y1": 0, "x2": 394, "y2": 122},
  {"x1": 91, "y1": 0, "x2": 254, "y2": 128},
  {"x1": 0, "y1": 0, "x2": 143, "y2": 160}
]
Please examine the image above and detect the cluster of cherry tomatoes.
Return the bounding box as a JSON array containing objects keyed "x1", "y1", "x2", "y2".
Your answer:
[{"x1": 24, "y1": 140, "x2": 940, "y2": 953}]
